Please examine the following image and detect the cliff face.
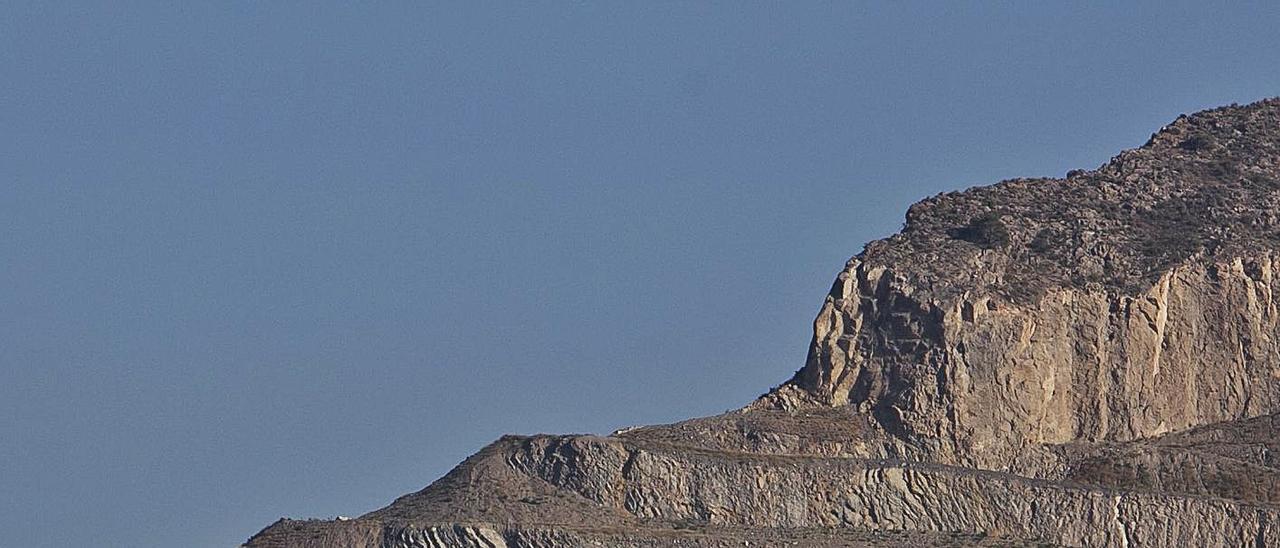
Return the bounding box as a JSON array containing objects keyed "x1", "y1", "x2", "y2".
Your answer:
[
  {"x1": 791, "y1": 99, "x2": 1280, "y2": 472},
  {"x1": 797, "y1": 253, "x2": 1280, "y2": 471},
  {"x1": 246, "y1": 98, "x2": 1280, "y2": 548}
]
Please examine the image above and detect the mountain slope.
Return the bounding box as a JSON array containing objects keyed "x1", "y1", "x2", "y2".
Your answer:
[{"x1": 246, "y1": 98, "x2": 1280, "y2": 548}]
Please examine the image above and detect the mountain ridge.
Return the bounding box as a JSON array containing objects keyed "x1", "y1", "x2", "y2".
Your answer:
[{"x1": 246, "y1": 97, "x2": 1280, "y2": 548}]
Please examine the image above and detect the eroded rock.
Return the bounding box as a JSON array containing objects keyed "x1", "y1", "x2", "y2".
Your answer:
[{"x1": 245, "y1": 98, "x2": 1280, "y2": 548}]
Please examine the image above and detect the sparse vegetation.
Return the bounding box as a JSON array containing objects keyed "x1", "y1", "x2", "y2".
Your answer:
[
  {"x1": 951, "y1": 213, "x2": 1010, "y2": 249},
  {"x1": 1179, "y1": 133, "x2": 1214, "y2": 151},
  {"x1": 247, "y1": 98, "x2": 1280, "y2": 548},
  {"x1": 1027, "y1": 228, "x2": 1054, "y2": 253},
  {"x1": 861, "y1": 99, "x2": 1280, "y2": 303}
]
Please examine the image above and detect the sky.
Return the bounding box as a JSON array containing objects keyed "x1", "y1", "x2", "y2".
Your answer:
[{"x1": 2, "y1": 3, "x2": 1279, "y2": 547}]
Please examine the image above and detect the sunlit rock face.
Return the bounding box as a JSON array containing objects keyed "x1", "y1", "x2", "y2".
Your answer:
[
  {"x1": 246, "y1": 99, "x2": 1280, "y2": 548},
  {"x1": 796, "y1": 253, "x2": 1280, "y2": 471},
  {"x1": 793, "y1": 99, "x2": 1280, "y2": 473}
]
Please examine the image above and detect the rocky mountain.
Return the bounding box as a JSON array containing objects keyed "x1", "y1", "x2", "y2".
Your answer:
[{"x1": 245, "y1": 98, "x2": 1280, "y2": 547}]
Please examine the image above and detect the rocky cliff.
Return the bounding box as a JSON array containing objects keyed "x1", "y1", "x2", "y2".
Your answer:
[{"x1": 245, "y1": 98, "x2": 1280, "y2": 548}]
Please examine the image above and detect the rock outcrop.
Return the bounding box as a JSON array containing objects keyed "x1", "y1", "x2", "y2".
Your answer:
[{"x1": 245, "y1": 98, "x2": 1280, "y2": 547}]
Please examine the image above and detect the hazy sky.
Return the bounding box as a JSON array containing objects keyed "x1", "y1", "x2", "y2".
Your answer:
[{"x1": 4, "y1": 3, "x2": 1280, "y2": 547}]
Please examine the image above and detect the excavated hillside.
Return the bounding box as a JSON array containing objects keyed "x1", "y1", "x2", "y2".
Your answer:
[{"x1": 245, "y1": 98, "x2": 1280, "y2": 548}]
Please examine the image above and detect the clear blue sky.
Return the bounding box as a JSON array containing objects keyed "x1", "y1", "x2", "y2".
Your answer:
[{"x1": 3, "y1": 3, "x2": 1278, "y2": 547}]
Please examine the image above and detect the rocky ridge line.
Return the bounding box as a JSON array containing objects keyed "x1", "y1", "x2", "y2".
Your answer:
[{"x1": 246, "y1": 98, "x2": 1280, "y2": 548}]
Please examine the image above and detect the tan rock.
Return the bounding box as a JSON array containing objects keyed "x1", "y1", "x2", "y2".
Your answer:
[{"x1": 245, "y1": 98, "x2": 1280, "y2": 548}]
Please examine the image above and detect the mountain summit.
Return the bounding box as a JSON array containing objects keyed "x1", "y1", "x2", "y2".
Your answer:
[{"x1": 247, "y1": 98, "x2": 1280, "y2": 548}]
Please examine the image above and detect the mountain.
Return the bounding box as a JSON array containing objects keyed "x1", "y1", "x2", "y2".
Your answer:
[{"x1": 245, "y1": 98, "x2": 1280, "y2": 547}]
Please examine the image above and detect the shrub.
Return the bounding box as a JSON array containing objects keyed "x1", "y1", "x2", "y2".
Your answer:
[
  {"x1": 951, "y1": 213, "x2": 1010, "y2": 249},
  {"x1": 1028, "y1": 228, "x2": 1054, "y2": 252},
  {"x1": 1179, "y1": 133, "x2": 1213, "y2": 151}
]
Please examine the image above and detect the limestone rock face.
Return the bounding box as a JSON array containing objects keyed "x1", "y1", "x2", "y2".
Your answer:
[
  {"x1": 788, "y1": 99, "x2": 1280, "y2": 474},
  {"x1": 244, "y1": 98, "x2": 1280, "y2": 548},
  {"x1": 796, "y1": 253, "x2": 1280, "y2": 471}
]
